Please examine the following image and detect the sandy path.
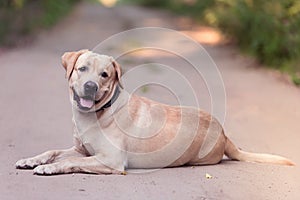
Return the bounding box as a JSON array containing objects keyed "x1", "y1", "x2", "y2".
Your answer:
[{"x1": 0, "y1": 2, "x2": 299, "y2": 199}]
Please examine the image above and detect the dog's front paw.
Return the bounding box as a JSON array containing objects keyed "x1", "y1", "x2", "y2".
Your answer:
[
  {"x1": 16, "y1": 158, "x2": 41, "y2": 169},
  {"x1": 33, "y1": 164, "x2": 58, "y2": 175}
]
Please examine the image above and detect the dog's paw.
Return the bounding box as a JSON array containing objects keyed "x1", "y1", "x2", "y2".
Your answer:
[
  {"x1": 33, "y1": 164, "x2": 58, "y2": 175},
  {"x1": 16, "y1": 158, "x2": 40, "y2": 169}
]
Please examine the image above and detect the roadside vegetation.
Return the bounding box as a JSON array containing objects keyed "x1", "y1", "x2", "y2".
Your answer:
[
  {"x1": 124, "y1": 0, "x2": 300, "y2": 85},
  {"x1": 0, "y1": 0, "x2": 79, "y2": 46}
]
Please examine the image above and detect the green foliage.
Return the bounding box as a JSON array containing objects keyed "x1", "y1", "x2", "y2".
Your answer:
[
  {"x1": 126, "y1": 0, "x2": 300, "y2": 83},
  {"x1": 292, "y1": 75, "x2": 300, "y2": 85},
  {"x1": 41, "y1": 0, "x2": 78, "y2": 27},
  {"x1": 209, "y1": 0, "x2": 300, "y2": 68},
  {"x1": 0, "y1": 0, "x2": 79, "y2": 46}
]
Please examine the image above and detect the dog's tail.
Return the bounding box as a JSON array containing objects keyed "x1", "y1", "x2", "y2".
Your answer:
[{"x1": 224, "y1": 138, "x2": 295, "y2": 166}]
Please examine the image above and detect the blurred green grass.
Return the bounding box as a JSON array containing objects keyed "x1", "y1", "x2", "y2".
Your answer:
[
  {"x1": 0, "y1": 0, "x2": 79, "y2": 46},
  {"x1": 124, "y1": 0, "x2": 300, "y2": 85}
]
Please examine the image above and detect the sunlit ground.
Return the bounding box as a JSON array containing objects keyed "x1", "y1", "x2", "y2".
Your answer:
[
  {"x1": 99, "y1": 0, "x2": 117, "y2": 7},
  {"x1": 114, "y1": 27, "x2": 225, "y2": 59},
  {"x1": 181, "y1": 27, "x2": 225, "y2": 46}
]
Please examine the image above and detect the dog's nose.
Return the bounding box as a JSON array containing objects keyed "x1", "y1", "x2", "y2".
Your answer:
[{"x1": 84, "y1": 81, "x2": 98, "y2": 95}]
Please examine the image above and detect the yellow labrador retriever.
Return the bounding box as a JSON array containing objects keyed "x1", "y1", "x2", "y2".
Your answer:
[{"x1": 16, "y1": 49, "x2": 294, "y2": 175}]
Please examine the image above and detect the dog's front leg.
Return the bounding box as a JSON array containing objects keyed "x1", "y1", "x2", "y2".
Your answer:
[
  {"x1": 33, "y1": 156, "x2": 125, "y2": 175},
  {"x1": 15, "y1": 146, "x2": 85, "y2": 169}
]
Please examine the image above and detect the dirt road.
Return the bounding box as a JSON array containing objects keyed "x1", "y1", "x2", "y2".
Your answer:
[{"x1": 0, "y1": 2, "x2": 299, "y2": 199}]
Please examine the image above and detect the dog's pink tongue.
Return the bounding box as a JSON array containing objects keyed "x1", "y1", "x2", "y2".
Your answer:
[{"x1": 80, "y1": 98, "x2": 94, "y2": 108}]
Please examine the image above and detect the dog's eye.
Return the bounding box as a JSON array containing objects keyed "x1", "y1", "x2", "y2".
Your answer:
[
  {"x1": 101, "y1": 72, "x2": 108, "y2": 78},
  {"x1": 78, "y1": 66, "x2": 87, "y2": 72}
]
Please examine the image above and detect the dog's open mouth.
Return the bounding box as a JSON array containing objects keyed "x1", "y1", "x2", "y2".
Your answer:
[{"x1": 73, "y1": 89, "x2": 101, "y2": 110}]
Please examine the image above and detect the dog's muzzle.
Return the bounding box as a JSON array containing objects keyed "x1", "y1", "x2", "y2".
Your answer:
[{"x1": 73, "y1": 81, "x2": 99, "y2": 110}]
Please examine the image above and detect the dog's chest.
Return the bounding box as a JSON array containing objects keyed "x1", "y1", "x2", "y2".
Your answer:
[
  {"x1": 72, "y1": 111, "x2": 123, "y2": 155},
  {"x1": 72, "y1": 113, "x2": 98, "y2": 134},
  {"x1": 72, "y1": 112, "x2": 104, "y2": 154}
]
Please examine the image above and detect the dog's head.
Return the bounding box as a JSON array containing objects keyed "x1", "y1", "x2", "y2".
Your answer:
[{"x1": 61, "y1": 49, "x2": 122, "y2": 113}]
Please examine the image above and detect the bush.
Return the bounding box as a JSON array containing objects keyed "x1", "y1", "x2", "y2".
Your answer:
[
  {"x1": 0, "y1": 0, "x2": 79, "y2": 46},
  {"x1": 210, "y1": 0, "x2": 300, "y2": 67}
]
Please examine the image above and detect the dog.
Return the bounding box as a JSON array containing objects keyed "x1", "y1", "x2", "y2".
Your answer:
[{"x1": 16, "y1": 49, "x2": 294, "y2": 175}]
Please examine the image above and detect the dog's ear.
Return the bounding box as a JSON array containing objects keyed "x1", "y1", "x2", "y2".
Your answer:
[
  {"x1": 111, "y1": 59, "x2": 124, "y2": 89},
  {"x1": 61, "y1": 49, "x2": 89, "y2": 79}
]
